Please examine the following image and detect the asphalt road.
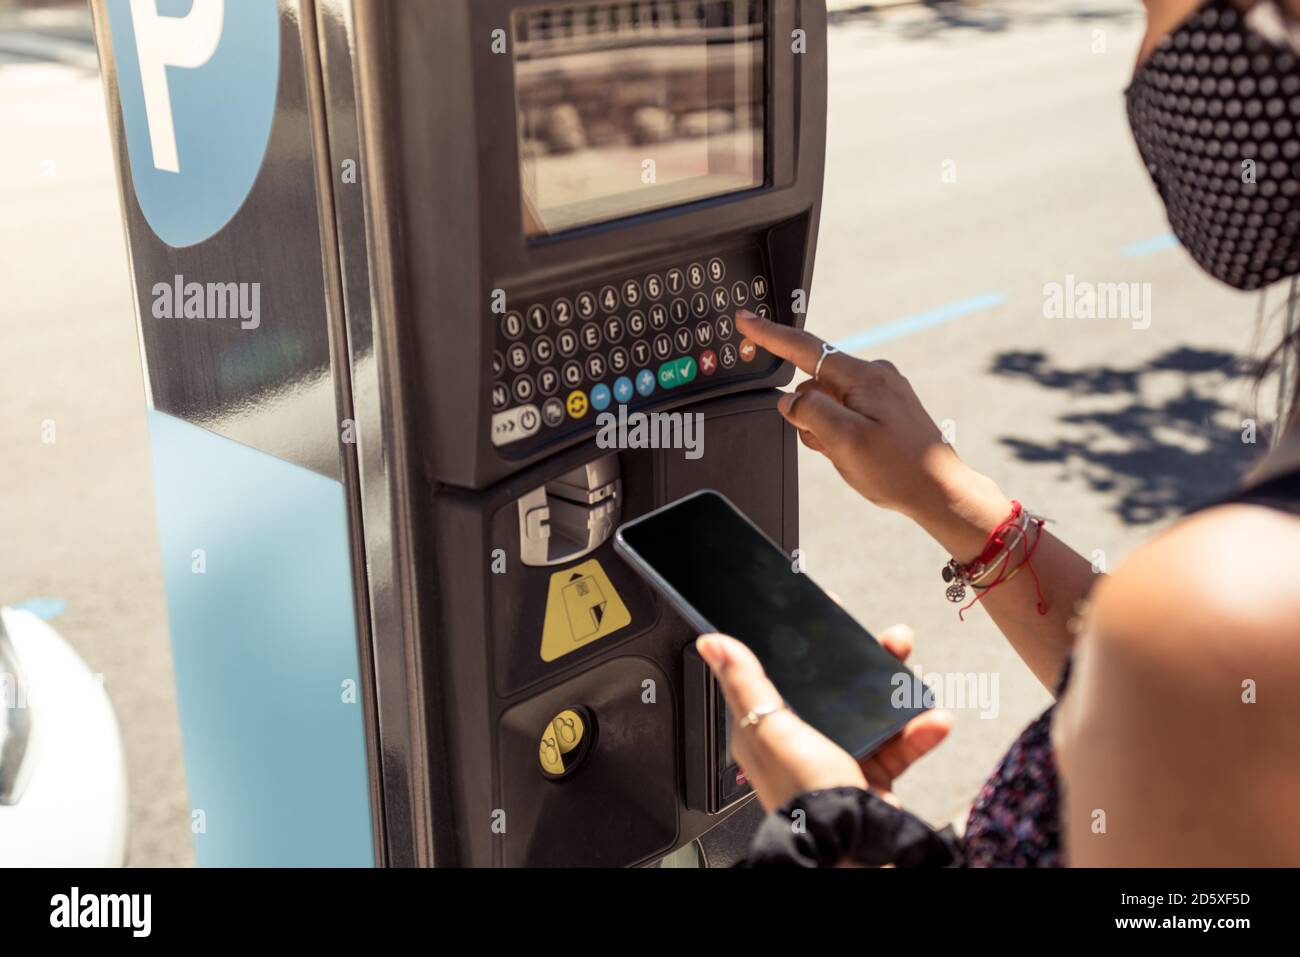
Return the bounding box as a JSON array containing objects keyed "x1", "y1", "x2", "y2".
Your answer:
[{"x1": 0, "y1": 0, "x2": 1283, "y2": 864}]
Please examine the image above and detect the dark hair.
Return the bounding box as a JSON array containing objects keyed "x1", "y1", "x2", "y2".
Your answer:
[{"x1": 1252, "y1": 277, "x2": 1300, "y2": 438}]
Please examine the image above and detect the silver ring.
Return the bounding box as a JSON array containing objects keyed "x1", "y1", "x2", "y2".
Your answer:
[
  {"x1": 738, "y1": 702, "x2": 786, "y2": 731},
  {"x1": 814, "y1": 342, "x2": 839, "y2": 380}
]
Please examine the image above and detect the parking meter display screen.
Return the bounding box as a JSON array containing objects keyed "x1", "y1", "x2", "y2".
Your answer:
[{"x1": 514, "y1": 1, "x2": 766, "y2": 238}]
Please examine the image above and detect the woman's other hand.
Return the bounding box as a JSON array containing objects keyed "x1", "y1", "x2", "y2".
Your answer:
[{"x1": 695, "y1": 626, "x2": 951, "y2": 812}]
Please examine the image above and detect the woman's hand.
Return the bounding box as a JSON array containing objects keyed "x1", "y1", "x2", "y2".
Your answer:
[
  {"x1": 695, "y1": 625, "x2": 952, "y2": 812},
  {"x1": 736, "y1": 310, "x2": 1005, "y2": 529},
  {"x1": 737, "y1": 310, "x2": 1096, "y2": 689}
]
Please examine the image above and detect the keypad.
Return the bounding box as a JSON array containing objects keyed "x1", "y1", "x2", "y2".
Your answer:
[{"x1": 490, "y1": 246, "x2": 777, "y2": 452}]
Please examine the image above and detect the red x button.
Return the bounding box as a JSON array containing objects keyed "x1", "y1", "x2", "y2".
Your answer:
[{"x1": 699, "y1": 349, "x2": 718, "y2": 376}]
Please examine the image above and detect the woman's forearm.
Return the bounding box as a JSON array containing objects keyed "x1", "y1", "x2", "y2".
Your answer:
[
  {"x1": 904, "y1": 466, "x2": 1100, "y2": 691},
  {"x1": 726, "y1": 313, "x2": 1099, "y2": 685}
]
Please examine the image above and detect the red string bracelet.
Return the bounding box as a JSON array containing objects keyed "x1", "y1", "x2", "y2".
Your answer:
[{"x1": 941, "y1": 500, "x2": 1050, "y2": 621}]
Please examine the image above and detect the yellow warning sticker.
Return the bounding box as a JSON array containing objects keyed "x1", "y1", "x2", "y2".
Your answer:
[{"x1": 540, "y1": 559, "x2": 632, "y2": 662}]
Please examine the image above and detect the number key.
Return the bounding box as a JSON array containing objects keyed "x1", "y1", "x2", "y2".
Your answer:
[
  {"x1": 552, "y1": 297, "x2": 574, "y2": 326},
  {"x1": 526, "y1": 304, "x2": 549, "y2": 332}
]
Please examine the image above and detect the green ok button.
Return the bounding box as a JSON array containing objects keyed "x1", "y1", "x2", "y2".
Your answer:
[{"x1": 658, "y1": 357, "x2": 697, "y2": 390}]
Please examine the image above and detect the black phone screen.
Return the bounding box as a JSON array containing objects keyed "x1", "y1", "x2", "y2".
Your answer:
[{"x1": 617, "y1": 490, "x2": 927, "y2": 758}]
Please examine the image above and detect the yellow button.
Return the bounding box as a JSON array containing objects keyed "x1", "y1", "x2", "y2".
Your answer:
[
  {"x1": 539, "y1": 731, "x2": 565, "y2": 777},
  {"x1": 538, "y1": 707, "x2": 590, "y2": 779},
  {"x1": 551, "y1": 709, "x2": 585, "y2": 754},
  {"x1": 566, "y1": 390, "x2": 588, "y2": 419}
]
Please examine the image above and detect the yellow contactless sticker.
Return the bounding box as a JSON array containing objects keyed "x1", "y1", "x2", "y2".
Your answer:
[{"x1": 540, "y1": 559, "x2": 632, "y2": 662}]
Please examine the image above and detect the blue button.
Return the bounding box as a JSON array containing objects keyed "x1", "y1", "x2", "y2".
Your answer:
[
  {"x1": 636, "y1": 369, "x2": 656, "y2": 397},
  {"x1": 613, "y1": 376, "x2": 634, "y2": 404},
  {"x1": 590, "y1": 383, "x2": 612, "y2": 411}
]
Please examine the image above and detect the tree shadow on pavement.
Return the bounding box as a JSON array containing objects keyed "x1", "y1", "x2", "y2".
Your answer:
[{"x1": 990, "y1": 347, "x2": 1267, "y2": 526}]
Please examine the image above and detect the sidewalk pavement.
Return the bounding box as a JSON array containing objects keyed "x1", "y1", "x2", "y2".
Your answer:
[{"x1": 827, "y1": 0, "x2": 954, "y2": 11}]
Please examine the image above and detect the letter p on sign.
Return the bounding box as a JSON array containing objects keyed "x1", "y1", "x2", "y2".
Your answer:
[
  {"x1": 106, "y1": 0, "x2": 279, "y2": 247},
  {"x1": 130, "y1": 0, "x2": 224, "y2": 173}
]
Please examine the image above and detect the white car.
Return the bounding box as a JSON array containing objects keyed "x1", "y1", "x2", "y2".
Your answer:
[{"x1": 0, "y1": 606, "x2": 129, "y2": 866}]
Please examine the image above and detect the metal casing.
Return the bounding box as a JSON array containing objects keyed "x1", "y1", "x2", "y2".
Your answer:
[{"x1": 351, "y1": 0, "x2": 828, "y2": 489}]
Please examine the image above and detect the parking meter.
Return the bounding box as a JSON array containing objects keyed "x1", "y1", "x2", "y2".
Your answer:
[{"x1": 92, "y1": 0, "x2": 826, "y2": 866}]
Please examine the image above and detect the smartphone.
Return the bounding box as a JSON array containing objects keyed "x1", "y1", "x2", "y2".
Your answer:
[{"x1": 614, "y1": 489, "x2": 927, "y2": 761}]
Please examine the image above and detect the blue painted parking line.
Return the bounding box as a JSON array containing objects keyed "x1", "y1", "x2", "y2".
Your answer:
[
  {"x1": 832, "y1": 291, "x2": 1007, "y2": 354},
  {"x1": 1121, "y1": 232, "x2": 1178, "y2": 258},
  {"x1": 816, "y1": 237, "x2": 1175, "y2": 357},
  {"x1": 11, "y1": 597, "x2": 68, "y2": 621}
]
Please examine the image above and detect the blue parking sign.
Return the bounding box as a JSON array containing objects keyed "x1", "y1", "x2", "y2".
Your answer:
[{"x1": 105, "y1": 0, "x2": 280, "y2": 248}]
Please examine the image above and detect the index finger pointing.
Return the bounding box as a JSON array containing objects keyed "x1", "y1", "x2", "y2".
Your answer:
[{"x1": 735, "y1": 309, "x2": 830, "y2": 378}]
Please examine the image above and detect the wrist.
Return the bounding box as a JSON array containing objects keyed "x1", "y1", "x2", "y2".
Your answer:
[{"x1": 903, "y1": 464, "x2": 1013, "y2": 563}]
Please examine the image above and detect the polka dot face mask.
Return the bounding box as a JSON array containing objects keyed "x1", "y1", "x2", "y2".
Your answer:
[{"x1": 1127, "y1": 0, "x2": 1300, "y2": 290}]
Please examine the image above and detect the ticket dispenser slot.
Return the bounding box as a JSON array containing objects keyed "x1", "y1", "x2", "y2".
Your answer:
[{"x1": 518, "y1": 454, "x2": 622, "y2": 566}]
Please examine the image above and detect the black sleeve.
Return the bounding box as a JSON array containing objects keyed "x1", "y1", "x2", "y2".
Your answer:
[{"x1": 739, "y1": 787, "x2": 962, "y2": 868}]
